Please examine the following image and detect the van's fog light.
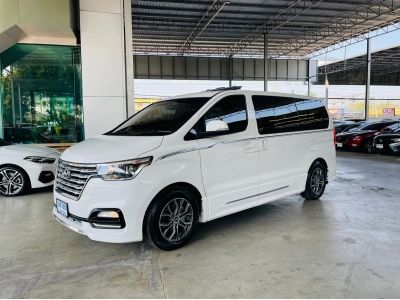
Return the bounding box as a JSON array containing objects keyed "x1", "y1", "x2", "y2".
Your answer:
[
  {"x1": 88, "y1": 209, "x2": 126, "y2": 229},
  {"x1": 97, "y1": 211, "x2": 119, "y2": 218}
]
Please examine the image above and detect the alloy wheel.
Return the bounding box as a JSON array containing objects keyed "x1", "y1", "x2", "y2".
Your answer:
[
  {"x1": 310, "y1": 167, "x2": 325, "y2": 195},
  {"x1": 0, "y1": 168, "x2": 25, "y2": 196},
  {"x1": 158, "y1": 197, "x2": 194, "y2": 242}
]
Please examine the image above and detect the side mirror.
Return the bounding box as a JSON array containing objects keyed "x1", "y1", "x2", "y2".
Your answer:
[{"x1": 206, "y1": 119, "x2": 229, "y2": 134}]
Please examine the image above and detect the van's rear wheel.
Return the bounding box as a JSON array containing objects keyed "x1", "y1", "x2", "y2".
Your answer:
[
  {"x1": 145, "y1": 187, "x2": 199, "y2": 251},
  {"x1": 301, "y1": 161, "x2": 327, "y2": 200}
]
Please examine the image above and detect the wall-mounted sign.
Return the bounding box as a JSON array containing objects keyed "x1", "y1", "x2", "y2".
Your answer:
[{"x1": 383, "y1": 108, "x2": 396, "y2": 117}]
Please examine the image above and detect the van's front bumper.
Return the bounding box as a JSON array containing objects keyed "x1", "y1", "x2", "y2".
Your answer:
[{"x1": 52, "y1": 177, "x2": 152, "y2": 243}]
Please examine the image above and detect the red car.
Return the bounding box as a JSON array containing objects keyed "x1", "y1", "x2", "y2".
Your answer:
[{"x1": 336, "y1": 120, "x2": 399, "y2": 152}]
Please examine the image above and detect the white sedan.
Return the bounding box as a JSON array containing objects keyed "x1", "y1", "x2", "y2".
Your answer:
[{"x1": 0, "y1": 139, "x2": 60, "y2": 197}]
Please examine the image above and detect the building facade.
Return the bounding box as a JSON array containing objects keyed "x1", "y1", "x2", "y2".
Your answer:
[{"x1": 0, "y1": 0, "x2": 134, "y2": 145}]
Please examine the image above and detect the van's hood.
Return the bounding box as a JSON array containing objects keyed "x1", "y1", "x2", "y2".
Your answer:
[
  {"x1": 61, "y1": 135, "x2": 163, "y2": 163},
  {"x1": 3, "y1": 144, "x2": 60, "y2": 157}
]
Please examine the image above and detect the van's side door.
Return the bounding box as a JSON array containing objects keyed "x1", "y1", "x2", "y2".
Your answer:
[
  {"x1": 252, "y1": 95, "x2": 303, "y2": 203},
  {"x1": 195, "y1": 94, "x2": 259, "y2": 219}
]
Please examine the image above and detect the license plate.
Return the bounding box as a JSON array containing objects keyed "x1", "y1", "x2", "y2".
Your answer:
[
  {"x1": 56, "y1": 199, "x2": 69, "y2": 217},
  {"x1": 376, "y1": 144, "x2": 383, "y2": 149},
  {"x1": 336, "y1": 143, "x2": 343, "y2": 147}
]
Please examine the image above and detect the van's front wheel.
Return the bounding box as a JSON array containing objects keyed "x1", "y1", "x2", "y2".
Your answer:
[
  {"x1": 301, "y1": 161, "x2": 327, "y2": 200},
  {"x1": 145, "y1": 188, "x2": 199, "y2": 251}
]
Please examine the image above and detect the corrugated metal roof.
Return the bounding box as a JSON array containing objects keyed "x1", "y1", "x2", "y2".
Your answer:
[
  {"x1": 132, "y1": 0, "x2": 400, "y2": 57},
  {"x1": 318, "y1": 45, "x2": 400, "y2": 85}
]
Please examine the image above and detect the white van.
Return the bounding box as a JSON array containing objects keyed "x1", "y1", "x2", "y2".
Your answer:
[{"x1": 53, "y1": 88, "x2": 336, "y2": 250}]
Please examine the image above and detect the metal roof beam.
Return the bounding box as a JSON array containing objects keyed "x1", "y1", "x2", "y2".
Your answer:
[
  {"x1": 308, "y1": 20, "x2": 400, "y2": 58},
  {"x1": 177, "y1": 0, "x2": 228, "y2": 55},
  {"x1": 274, "y1": 0, "x2": 400, "y2": 57},
  {"x1": 224, "y1": 0, "x2": 322, "y2": 56}
]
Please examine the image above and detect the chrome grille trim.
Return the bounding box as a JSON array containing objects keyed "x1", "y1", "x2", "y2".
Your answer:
[{"x1": 55, "y1": 160, "x2": 97, "y2": 200}]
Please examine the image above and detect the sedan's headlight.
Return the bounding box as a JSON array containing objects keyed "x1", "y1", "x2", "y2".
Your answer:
[
  {"x1": 96, "y1": 157, "x2": 152, "y2": 181},
  {"x1": 391, "y1": 138, "x2": 400, "y2": 143},
  {"x1": 24, "y1": 156, "x2": 56, "y2": 164}
]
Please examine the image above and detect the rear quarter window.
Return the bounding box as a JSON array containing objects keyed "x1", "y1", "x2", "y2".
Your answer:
[
  {"x1": 252, "y1": 96, "x2": 300, "y2": 134},
  {"x1": 295, "y1": 98, "x2": 329, "y2": 130}
]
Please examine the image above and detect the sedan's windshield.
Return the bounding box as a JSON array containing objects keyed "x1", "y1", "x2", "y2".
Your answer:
[{"x1": 107, "y1": 97, "x2": 210, "y2": 136}]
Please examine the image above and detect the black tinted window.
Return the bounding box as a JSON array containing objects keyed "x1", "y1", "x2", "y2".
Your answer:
[
  {"x1": 361, "y1": 122, "x2": 396, "y2": 131},
  {"x1": 186, "y1": 95, "x2": 247, "y2": 140},
  {"x1": 381, "y1": 122, "x2": 400, "y2": 132},
  {"x1": 295, "y1": 98, "x2": 329, "y2": 130},
  {"x1": 107, "y1": 97, "x2": 209, "y2": 136},
  {"x1": 252, "y1": 96, "x2": 300, "y2": 134}
]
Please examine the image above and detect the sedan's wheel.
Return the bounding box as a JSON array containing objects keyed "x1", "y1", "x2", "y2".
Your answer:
[
  {"x1": 301, "y1": 161, "x2": 327, "y2": 200},
  {"x1": 365, "y1": 141, "x2": 373, "y2": 153},
  {"x1": 0, "y1": 167, "x2": 28, "y2": 197},
  {"x1": 146, "y1": 188, "x2": 199, "y2": 251}
]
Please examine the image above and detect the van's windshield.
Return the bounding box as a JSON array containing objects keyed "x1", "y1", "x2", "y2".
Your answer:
[{"x1": 106, "y1": 97, "x2": 210, "y2": 136}]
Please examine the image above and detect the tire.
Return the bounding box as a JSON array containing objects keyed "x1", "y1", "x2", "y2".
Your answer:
[
  {"x1": 0, "y1": 166, "x2": 30, "y2": 197},
  {"x1": 364, "y1": 140, "x2": 373, "y2": 153},
  {"x1": 301, "y1": 161, "x2": 327, "y2": 200},
  {"x1": 145, "y1": 187, "x2": 199, "y2": 251}
]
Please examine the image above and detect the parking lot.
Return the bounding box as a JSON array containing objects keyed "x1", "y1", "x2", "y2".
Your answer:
[{"x1": 0, "y1": 151, "x2": 399, "y2": 298}]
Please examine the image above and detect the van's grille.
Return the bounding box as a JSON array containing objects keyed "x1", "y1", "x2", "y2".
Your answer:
[{"x1": 55, "y1": 160, "x2": 97, "y2": 200}]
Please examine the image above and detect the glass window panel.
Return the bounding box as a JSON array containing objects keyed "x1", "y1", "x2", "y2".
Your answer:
[
  {"x1": 295, "y1": 98, "x2": 329, "y2": 130},
  {"x1": 193, "y1": 95, "x2": 248, "y2": 139},
  {"x1": 0, "y1": 44, "x2": 83, "y2": 144},
  {"x1": 252, "y1": 96, "x2": 300, "y2": 134}
]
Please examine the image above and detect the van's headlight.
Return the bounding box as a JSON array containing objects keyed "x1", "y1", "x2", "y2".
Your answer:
[{"x1": 96, "y1": 157, "x2": 152, "y2": 181}]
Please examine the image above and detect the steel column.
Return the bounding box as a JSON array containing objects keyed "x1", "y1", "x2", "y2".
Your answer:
[
  {"x1": 308, "y1": 59, "x2": 311, "y2": 97},
  {"x1": 229, "y1": 55, "x2": 233, "y2": 87},
  {"x1": 264, "y1": 33, "x2": 269, "y2": 91},
  {"x1": 365, "y1": 37, "x2": 371, "y2": 120},
  {"x1": 325, "y1": 73, "x2": 329, "y2": 107}
]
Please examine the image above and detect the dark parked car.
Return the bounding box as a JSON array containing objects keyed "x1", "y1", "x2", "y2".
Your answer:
[
  {"x1": 336, "y1": 120, "x2": 400, "y2": 152},
  {"x1": 373, "y1": 124, "x2": 400, "y2": 155},
  {"x1": 334, "y1": 120, "x2": 355, "y2": 133}
]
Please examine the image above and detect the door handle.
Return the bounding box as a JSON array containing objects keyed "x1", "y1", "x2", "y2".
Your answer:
[{"x1": 262, "y1": 139, "x2": 268, "y2": 151}]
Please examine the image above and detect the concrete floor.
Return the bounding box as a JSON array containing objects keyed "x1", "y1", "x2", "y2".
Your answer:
[{"x1": 0, "y1": 151, "x2": 399, "y2": 298}]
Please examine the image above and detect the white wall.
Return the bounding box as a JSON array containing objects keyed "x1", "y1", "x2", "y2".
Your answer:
[
  {"x1": 0, "y1": 0, "x2": 77, "y2": 53},
  {"x1": 79, "y1": 0, "x2": 133, "y2": 139}
]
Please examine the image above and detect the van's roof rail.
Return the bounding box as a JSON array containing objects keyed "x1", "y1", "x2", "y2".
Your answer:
[{"x1": 206, "y1": 86, "x2": 242, "y2": 92}]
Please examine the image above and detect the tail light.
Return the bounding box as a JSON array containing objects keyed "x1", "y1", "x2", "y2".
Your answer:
[{"x1": 351, "y1": 135, "x2": 362, "y2": 144}]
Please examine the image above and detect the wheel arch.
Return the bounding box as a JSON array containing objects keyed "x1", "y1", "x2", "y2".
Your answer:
[
  {"x1": 312, "y1": 157, "x2": 328, "y2": 172},
  {"x1": 142, "y1": 182, "x2": 203, "y2": 232}
]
